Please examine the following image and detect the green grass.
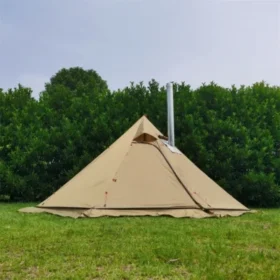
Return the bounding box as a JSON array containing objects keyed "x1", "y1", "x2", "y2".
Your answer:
[{"x1": 0, "y1": 204, "x2": 280, "y2": 280}]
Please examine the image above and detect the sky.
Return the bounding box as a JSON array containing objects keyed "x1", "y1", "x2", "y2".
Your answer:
[{"x1": 0, "y1": 0, "x2": 280, "y2": 98}]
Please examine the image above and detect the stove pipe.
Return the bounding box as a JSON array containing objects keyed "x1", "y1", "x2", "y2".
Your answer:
[{"x1": 166, "y1": 82, "x2": 175, "y2": 147}]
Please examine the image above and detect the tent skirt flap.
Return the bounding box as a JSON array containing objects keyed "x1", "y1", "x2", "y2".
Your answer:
[{"x1": 19, "y1": 207, "x2": 252, "y2": 218}]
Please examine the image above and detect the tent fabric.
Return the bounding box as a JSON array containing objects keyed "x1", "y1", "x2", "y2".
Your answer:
[
  {"x1": 19, "y1": 207, "x2": 250, "y2": 219},
  {"x1": 19, "y1": 115, "x2": 252, "y2": 218},
  {"x1": 19, "y1": 206, "x2": 85, "y2": 218},
  {"x1": 159, "y1": 143, "x2": 247, "y2": 210}
]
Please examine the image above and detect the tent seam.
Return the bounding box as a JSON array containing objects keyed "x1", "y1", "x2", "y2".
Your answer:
[{"x1": 149, "y1": 141, "x2": 205, "y2": 211}]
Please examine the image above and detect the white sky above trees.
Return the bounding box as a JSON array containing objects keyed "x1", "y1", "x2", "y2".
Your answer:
[{"x1": 0, "y1": 0, "x2": 280, "y2": 98}]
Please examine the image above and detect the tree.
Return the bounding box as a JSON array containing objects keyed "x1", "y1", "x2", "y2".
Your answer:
[
  {"x1": 44, "y1": 67, "x2": 108, "y2": 98},
  {"x1": 1, "y1": 69, "x2": 279, "y2": 207}
]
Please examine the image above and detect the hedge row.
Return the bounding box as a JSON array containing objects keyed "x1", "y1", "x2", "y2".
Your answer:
[{"x1": 1, "y1": 67, "x2": 279, "y2": 207}]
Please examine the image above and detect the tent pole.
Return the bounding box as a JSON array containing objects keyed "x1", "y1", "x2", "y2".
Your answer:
[{"x1": 166, "y1": 82, "x2": 175, "y2": 147}]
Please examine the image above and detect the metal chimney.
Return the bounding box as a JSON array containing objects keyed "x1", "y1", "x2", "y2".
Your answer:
[{"x1": 166, "y1": 82, "x2": 175, "y2": 147}]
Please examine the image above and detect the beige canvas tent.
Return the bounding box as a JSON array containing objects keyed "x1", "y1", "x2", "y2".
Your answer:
[{"x1": 20, "y1": 115, "x2": 251, "y2": 218}]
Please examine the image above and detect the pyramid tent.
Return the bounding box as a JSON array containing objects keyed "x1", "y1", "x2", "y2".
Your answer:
[{"x1": 20, "y1": 115, "x2": 251, "y2": 218}]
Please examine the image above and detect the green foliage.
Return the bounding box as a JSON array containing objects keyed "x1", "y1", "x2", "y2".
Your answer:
[
  {"x1": 44, "y1": 66, "x2": 108, "y2": 96},
  {"x1": 1, "y1": 68, "x2": 280, "y2": 207}
]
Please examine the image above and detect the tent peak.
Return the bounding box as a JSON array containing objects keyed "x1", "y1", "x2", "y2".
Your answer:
[{"x1": 133, "y1": 116, "x2": 160, "y2": 142}]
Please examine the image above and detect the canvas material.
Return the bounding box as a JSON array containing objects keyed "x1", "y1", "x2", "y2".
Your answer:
[
  {"x1": 20, "y1": 115, "x2": 250, "y2": 218},
  {"x1": 19, "y1": 207, "x2": 251, "y2": 219},
  {"x1": 158, "y1": 141, "x2": 248, "y2": 210}
]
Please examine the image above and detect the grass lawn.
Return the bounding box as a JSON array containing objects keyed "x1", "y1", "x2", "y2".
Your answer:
[{"x1": 0, "y1": 204, "x2": 279, "y2": 280}]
